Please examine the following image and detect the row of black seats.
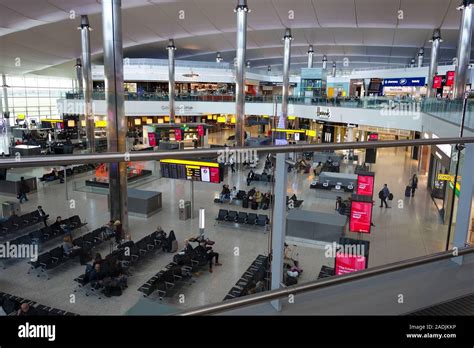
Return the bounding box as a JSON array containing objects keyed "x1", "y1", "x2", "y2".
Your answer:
[
  {"x1": 29, "y1": 226, "x2": 109, "y2": 279},
  {"x1": 39, "y1": 164, "x2": 97, "y2": 182},
  {"x1": 138, "y1": 244, "x2": 211, "y2": 298},
  {"x1": 216, "y1": 209, "x2": 269, "y2": 227},
  {"x1": 318, "y1": 265, "x2": 335, "y2": 280},
  {"x1": 0, "y1": 209, "x2": 47, "y2": 237},
  {"x1": 7, "y1": 215, "x2": 86, "y2": 249},
  {"x1": 0, "y1": 291, "x2": 78, "y2": 316},
  {"x1": 224, "y1": 255, "x2": 269, "y2": 301},
  {"x1": 74, "y1": 231, "x2": 164, "y2": 297}
]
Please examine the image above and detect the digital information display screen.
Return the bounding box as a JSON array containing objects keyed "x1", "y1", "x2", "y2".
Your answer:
[
  {"x1": 356, "y1": 175, "x2": 375, "y2": 197},
  {"x1": 349, "y1": 201, "x2": 372, "y2": 233},
  {"x1": 160, "y1": 159, "x2": 222, "y2": 183},
  {"x1": 335, "y1": 254, "x2": 367, "y2": 275}
]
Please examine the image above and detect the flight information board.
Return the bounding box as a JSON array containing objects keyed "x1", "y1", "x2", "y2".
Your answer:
[{"x1": 160, "y1": 159, "x2": 222, "y2": 183}]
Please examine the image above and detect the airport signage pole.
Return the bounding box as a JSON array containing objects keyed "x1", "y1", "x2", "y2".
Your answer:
[
  {"x1": 102, "y1": 0, "x2": 129, "y2": 233},
  {"x1": 453, "y1": 0, "x2": 474, "y2": 99},
  {"x1": 307, "y1": 45, "x2": 314, "y2": 69},
  {"x1": 427, "y1": 29, "x2": 442, "y2": 98},
  {"x1": 234, "y1": 0, "x2": 249, "y2": 148},
  {"x1": 80, "y1": 15, "x2": 95, "y2": 153},
  {"x1": 417, "y1": 47, "x2": 424, "y2": 68},
  {"x1": 167, "y1": 39, "x2": 176, "y2": 124}
]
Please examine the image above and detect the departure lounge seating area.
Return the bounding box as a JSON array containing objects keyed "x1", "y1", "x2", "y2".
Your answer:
[
  {"x1": 216, "y1": 209, "x2": 269, "y2": 230},
  {"x1": 0, "y1": 209, "x2": 50, "y2": 238},
  {"x1": 224, "y1": 255, "x2": 269, "y2": 300},
  {"x1": 0, "y1": 291, "x2": 78, "y2": 316}
]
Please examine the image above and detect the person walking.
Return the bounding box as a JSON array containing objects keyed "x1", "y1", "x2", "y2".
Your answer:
[
  {"x1": 378, "y1": 184, "x2": 390, "y2": 208},
  {"x1": 410, "y1": 174, "x2": 418, "y2": 197},
  {"x1": 18, "y1": 177, "x2": 30, "y2": 204}
]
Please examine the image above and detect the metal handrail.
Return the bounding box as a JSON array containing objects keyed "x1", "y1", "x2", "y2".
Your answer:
[
  {"x1": 177, "y1": 246, "x2": 474, "y2": 316},
  {"x1": 1, "y1": 137, "x2": 473, "y2": 168}
]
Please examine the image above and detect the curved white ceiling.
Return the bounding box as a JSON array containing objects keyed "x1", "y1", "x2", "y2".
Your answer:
[{"x1": 0, "y1": 0, "x2": 466, "y2": 77}]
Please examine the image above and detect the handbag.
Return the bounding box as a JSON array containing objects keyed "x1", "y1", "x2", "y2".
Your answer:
[{"x1": 388, "y1": 193, "x2": 394, "y2": 201}]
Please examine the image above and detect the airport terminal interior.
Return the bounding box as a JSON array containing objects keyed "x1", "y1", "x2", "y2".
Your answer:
[{"x1": 0, "y1": 0, "x2": 473, "y2": 318}]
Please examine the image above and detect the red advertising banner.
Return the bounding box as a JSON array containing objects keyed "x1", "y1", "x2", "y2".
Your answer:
[
  {"x1": 335, "y1": 254, "x2": 367, "y2": 275},
  {"x1": 148, "y1": 133, "x2": 156, "y2": 147},
  {"x1": 356, "y1": 175, "x2": 374, "y2": 197},
  {"x1": 175, "y1": 129, "x2": 182, "y2": 141},
  {"x1": 197, "y1": 125, "x2": 204, "y2": 137},
  {"x1": 368, "y1": 133, "x2": 379, "y2": 141},
  {"x1": 445, "y1": 71, "x2": 455, "y2": 87},
  {"x1": 209, "y1": 167, "x2": 220, "y2": 183},
  {"x1": 349, "y1": 201, "x2": 372, "y2": 233},
  {"x1": 433, "y1": 75, "x2": 443, "y2": 89}
]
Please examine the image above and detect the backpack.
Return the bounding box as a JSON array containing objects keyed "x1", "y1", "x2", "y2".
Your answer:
[{"x1": 378, "y1": 190, "x2": 384, "y2": 199}]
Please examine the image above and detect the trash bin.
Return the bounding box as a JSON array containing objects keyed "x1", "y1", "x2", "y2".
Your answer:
[
  {"x1": 179, "y1": 201, "x2": 192, "y2": 221},
  {"x1": 2, "y1": 201, "x2": 21, "y2": 218}
]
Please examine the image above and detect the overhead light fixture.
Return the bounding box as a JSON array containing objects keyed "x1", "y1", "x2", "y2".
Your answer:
[
  {"x1": 182, "y1": 70, "x2": 199, "y2": 78},
  {"x1": 216, "y1": 52, "x2": 223, "y2": 63},
  {"x1": 246, "y1": 61, "x2": 251, "y2": 69}
]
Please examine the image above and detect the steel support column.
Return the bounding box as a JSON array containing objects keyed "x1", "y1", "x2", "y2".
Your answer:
[
  {"x1": 417, "y1": 48, "x2": 424, "y2": 68},
  {"x1": 280, "y1": 28, "x2": 292, "y2": 130},
  {"x1": 307, "y1": 45, "x2": 314, "y2": 68},
  {"x1": 102, "y1": 0, "x2": 128, "y2": 233},
  {"x1": 322, "y1": 55, "x2": 327, "y2": 71},
  {"x1": 453, "y1": 0, "x2": 474, "y2": 99},
  {"x1": 234, "y1": 0, "x2": 249, "y2": 147},
  {"x1": 427, "y1": 29, "x2": 442, "y2": 98},
  {"x1": 80, "y1": 15, "x2": 95, "y2": 153},
  {"x1": 167, "y1": 39, "x2": 176, "y2": 124}
]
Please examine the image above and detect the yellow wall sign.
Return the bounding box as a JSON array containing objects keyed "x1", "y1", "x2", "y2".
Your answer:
[
  {"x1": 271, "y1": 128, "x2": 305, "y2": 134},
  {"x1": 437, "y1": 174, "x2": 453, "y2": 181},
  {"x1": 17, "y1": 114, "x2": 26, "y2": 120},
  {"x1": 305, "y1": 130, "x2": 316, "y2": 137},
  {"x1": 161, "y1": 159, "x2": 219, "y2": 168},
  {"x1": 217, "y1": 116, "x2": 227, "y2": 123}
]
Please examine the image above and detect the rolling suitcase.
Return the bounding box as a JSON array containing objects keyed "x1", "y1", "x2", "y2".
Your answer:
[
  {"x1": 251, "y1": 201, "x2": 258, "y2": 210},
  {"x1": 405, "y1": 186, "x2": 411, "y2": 197},
  {"x1": 242, "y1": 198, "x2": 249, "y2": 209}
]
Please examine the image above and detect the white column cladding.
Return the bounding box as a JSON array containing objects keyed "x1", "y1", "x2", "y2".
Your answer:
[
  {"x1": 453, "y1": 0, "x2": 474, "y2": 98},
  {"x1": 417, "y1": 48, "x2": 424, "y2": 68},
  {"x1": 280, "y1": 28, "x2": 292, "y2": 130},
  {"x1": 234, "y1": 0, "x2": 249, "y2": 147},
  {"x1": 270, "y1": 153, "x2": 288, "y2": 311},
  {"x1": 322, "y1": 55, "x2": 327, "y2": 70},
  {"x1": 427, "y1": 29, "x2": 442, "y2": 98},
  {"x1": 167, "y1": 39, "x2": 176, "y2": 124},
  {"x1": 307, "y1": 45, "x2": 314, "y2": 68}
]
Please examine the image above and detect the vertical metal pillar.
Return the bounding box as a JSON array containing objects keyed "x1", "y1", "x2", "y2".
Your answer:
[
  {"x1": 322, "y1": 55, "x2": 327, "y2": 71},
  {"x1": 410, "y1": 58, "x2": 416, "y2": 68},
  {"x1": 427, "y1": 29, "x2": 442, "y2": 98},
  {"x1": 80, "y1": 15, "x2": 95, "y2": 153},
  {"x1": 270, "y1": 153, "x2": 288, "y2": 311},
  {"x1": 331, "y1": 61, "x2": 336, "y2": 77},
  {"x1": 102, "y1": 0, "x2": 128, "y2": 232},
  {"x1": 453, "y1": 0, "x2": 474, "y2": 99},
  {"x1": 453, "y1": 143, "x2": 474, "y2": 252},
  {"x1": 235, "y1": 0, "x2": 249, "y2": 147},
  {"x1": 75, "y1": 58, "x2": 83, "y2": 96},
  {"x1": 1, "y1": 74, "x2": 9, "y2": 135},
  {"x1": 307, "y1": 45, "x2": 314, "y2": 68},
  {"x1": 280, "y1": 28, "x2": 292, "y2": 130},
  {"x1": 167, "y1": 39, "x2": 176, "y2": 124},
  {"x1": 417, "y1": 47, "x2": 424, "y2": 68}
]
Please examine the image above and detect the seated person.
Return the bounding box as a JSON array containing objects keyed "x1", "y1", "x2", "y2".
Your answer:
[
  {"x1": 255, "y1": 191, "x2": 262, "y2": 205},
  {"x1": 109, "y1": 259, "x2": 128, "y2": 289},
  {"x1": 200, "y1": 241, "x2": 222, "y2": 273},
  {"x1": 63, "y1": 235, "x2": 80, "y2": 257},
  {"x1": 247, "y1": 187, "x2": 256, "y2": 199},
  {"x1": 260, "y1": 192, "x2": 271, "y2": 209},
  {"x1": 163, "y1": 230, "x2": 177, "y2": 252},
  {"x1": 183, "y1": 239, "x2": 194, "y2": 254},
  {"x1": 114, "y1": 220, "x2": 123, "y2": 243},
  {"x1": 51, "y1": 216, "x2": 65, "y2": 233},
  {"x1": 103, "y1": 220, "x2": 115, "y2": 239},
  {"x1": 313, "y1": 162, "x2": 323, "y2": 176},
  {"x1": 42, "y1": 169, "x2": 58, "y2": 181},
  {"x1": 154, "y1": 226, "x2": 167, "y2": 245},
  {"x1": 219, "y1": 184, "x2": 231, "y2": 201},
  {"x1": 37, "y1": 205, "x2": 49, "y2": 227},
  {"x1": 16, "y1": 303, "x2": 37, "y2": 316},
  {"x1": 88, "y1": 263, "x2": 106, "y2": 288},
  {"x1": 229, "y1": 186, "x2": 238, "y2": 203},
  {"x1": 118, "y1": 234, "x2": 134, "y2": 250}
]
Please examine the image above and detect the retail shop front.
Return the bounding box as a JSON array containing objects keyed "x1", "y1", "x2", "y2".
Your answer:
[
  {"x1": 382, "y1": 77, "x2": 426, "y2": 98},
  {"x1": 427, "y1": 140, "x2": 452, "y2": 219}
]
